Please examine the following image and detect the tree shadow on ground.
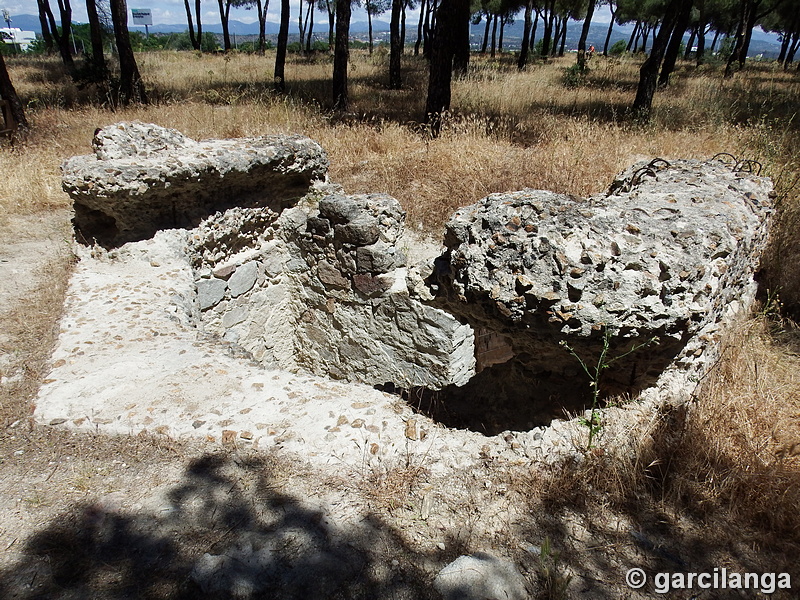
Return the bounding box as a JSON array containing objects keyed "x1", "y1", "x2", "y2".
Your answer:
[{"x1": 0, "y1": 452, "x2": 449, "y2": 600}]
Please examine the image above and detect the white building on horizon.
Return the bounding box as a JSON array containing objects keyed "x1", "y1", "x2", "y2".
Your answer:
[{"x1": 0, "y1": 27, "x2": 37, "y2": 51}]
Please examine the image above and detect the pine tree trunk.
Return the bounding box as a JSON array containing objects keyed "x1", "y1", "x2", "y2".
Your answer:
[
  {"x1": 684, "y1": 28, "x2": 695, "y2": 58},
  {"x1": 786, "y1": 35, "x2": 799, "y2": 68},
  {"x1": 577, "y1": 0, "x2": 595, "y2": 70},
  {"x1": 0, "y1": 52, "x2": 28, "y2": 129},
  {"x1": 425, "y1": 0, "x2": 460, "y2": 135},
  {"x1": 333, "y1": 0, "x2": 351, "y2": 110},
  {"x1": 307, "y1": 2, "x2": 314, "y2": 51},
  {"x1": 415, "y1": 0, "x2": 426, "y2": 55},
  {"x1": 423, "y1": 0, "x2": 468, "y2": 135},
  {"x1": 390, "y1": 0, "x2": 402, "y2": 87},
  {"x1": 183, "y1": 0, "x2": 198, "y2": 50},
  {"x1": 36, "y1": 0, "x2": 55, "y2": 53},
  {"x1": 453, "y1": 0, "x2": 470, "y2": 74},
  {"x1": 490, "y1": 13, "x2": 497, "y2": 58},
  {"x1": 725, "y1": 0, "x2": 748, "y2": 77},
  {"x1": 327, "y1": 0, "x2": 335, "y2": 49},
  {"x1": 218, "y1": 0, "x2": 232, "y2": 50},
  {"x1": 603, "y1": 8, "x2": 615, "y2": 55},
  {"x1": 518, "y1": 0, "x2": 533, "y2": 69},
  {"x1": 400, "y1": 2, "x2": 406, "y2": 54},
  {"x1": 777, "y1": 35, "x2": 789, "y2": 64},
  {"x1": 46, "y1": 0, "x2": 75, "y2": 72},
  {"x1": 627, "y1": 21, "x2": 639, "y2": 52},
  {"x1": 86, "y1": 0, "x2": 107, "y2": 78},
  {"x1": 423, "y1": 0, "x2": 434, "y2": 58},
  {"x1": 195, "y1": 0, "x2": 203, "y2": 50},
  {"x1": 481, "y1": 13, "x2": 491, "y2": 53},
  {"x1": 659, "y1": 0, "x2": 693, "y2": 86},
  {"x1": 696, "y1": 25, "x2": 707, "y2": 65},
  {"x1": 542, "y1": 2, "x2": 555, "y2": 57},
  {"x1": 633, "y1": 0, "x2": 686, "y2": 119},
  {"x1": 551, "y1": 16, "x2": 561, "y2": 56},
  {"x1": 275, "y1": 0, "x2": 289, "y2": 89},
  {"x1": 640, "y1": 23, "x2": 651, "y2": 54},
  {"x1": 110, "y1": 0, "x2": 147, "y2": 104},
  {"x1": 257, "y1": 0, "x2": 269, "y2": 53},
  {"x1": 299, "y1": 1, "x2": 306, "y2": 50},
  {"x1": 368, "y1": 8, "x2": 373, "y2": 53},
  {"x1": 710, "y1": 30, "x2": 720, "y2": 53}
]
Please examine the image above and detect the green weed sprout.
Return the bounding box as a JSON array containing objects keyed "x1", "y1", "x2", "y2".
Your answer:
[{"x1": 560, "y1": 328, "x2": 659, "y2": 450}]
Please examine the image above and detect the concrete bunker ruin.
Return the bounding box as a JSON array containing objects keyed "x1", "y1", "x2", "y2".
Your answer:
[{"x1": 60, "y1": 123, "x2": 774, "y2": 437}]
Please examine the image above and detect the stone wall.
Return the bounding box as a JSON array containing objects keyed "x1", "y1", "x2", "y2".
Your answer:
[
  {"x1": 63, "y1": 121, "x2": 329, "y2": 248},
  {"x1": 190, "y1": 191, "x2": 475, "y2": 390},
  {"x1": 424, "y1": 158, "x2": 773, "y2": 415}
]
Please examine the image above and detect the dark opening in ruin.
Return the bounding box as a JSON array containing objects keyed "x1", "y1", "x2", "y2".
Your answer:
[{"x1": 378, "y1": 331, "x2": 688, "y2": 436}]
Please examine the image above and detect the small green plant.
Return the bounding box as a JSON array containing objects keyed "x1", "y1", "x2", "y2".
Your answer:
[
  {"x1": 562, "y1": 63, "x2": 589, "y2": 88},
  {"x1": 561, "y1": 329, "x2": 658, "y2": 450},
  {"x1": 536, "y1": 536, "x2": 572, "y2": 600}
]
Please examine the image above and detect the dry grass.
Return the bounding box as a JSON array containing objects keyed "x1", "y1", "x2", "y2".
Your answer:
[
  {"x1": 669, "y1": 317, "x2": 800, "y2": 536},
  {"x1": 525, "y1": 315, "x2": 800, "y2": 569},
  {"x1": 0, "y1": 248, "x2": 74, "y2": 427},
  {"x1": 4, "y1": 52, "x2": 798, "y2": 235}
]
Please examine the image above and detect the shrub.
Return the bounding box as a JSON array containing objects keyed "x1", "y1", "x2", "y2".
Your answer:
[
  {"x1": 562, "y1": 63, "x2": 589, "y2": 88},
  {"x1": 608, "y1": 40, "x2": 627, "y2": 56}
]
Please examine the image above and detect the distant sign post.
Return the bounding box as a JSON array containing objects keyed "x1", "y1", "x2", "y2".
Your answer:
[{"x1": 131, "y1": 8, "x2": 152, "y2": 37}]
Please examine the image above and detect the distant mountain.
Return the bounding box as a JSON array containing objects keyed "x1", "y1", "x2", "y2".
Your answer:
[
  {"x1": 9, "y1": 12, "x2": 781, "y2": 57},
  {"x1": 1, "y1": 14, "x2": 42, "y2": 32},
  {"x1": 469, "y1": 18, "x2": 782, "y2": 58},
  {"x1": 350, "y1": 20, "x2": 391, "y2": 33}
]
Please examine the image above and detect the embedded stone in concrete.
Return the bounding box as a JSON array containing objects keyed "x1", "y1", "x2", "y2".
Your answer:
[
  {"x1": 318, "y1": 194, "x2": 361, "y2": 223},
  {"x1": 197, "y1": 278, "x2": 227, "y2": 311},
  {"x1": 228, "y1": 261, "x2": 258, "y2": 297},
  {"x1": 63, "y1": 121, "x2": 329, "y2": 248},
  {"x1": 356, "y1": 241, "x2": 396, "y2": 274}
]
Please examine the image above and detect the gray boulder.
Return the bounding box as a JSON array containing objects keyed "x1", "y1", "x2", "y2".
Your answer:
[
  {"x1": 434, "y1": 553, "x2": 528, "y2": 600},
  {"x1": 63, "y1": 121, "x2": 328, "y2": 247}
]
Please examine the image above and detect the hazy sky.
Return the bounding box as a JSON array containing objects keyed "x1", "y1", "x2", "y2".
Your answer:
[{"x1": 2, "y1": 0, "x2": 614, "y2": 28}]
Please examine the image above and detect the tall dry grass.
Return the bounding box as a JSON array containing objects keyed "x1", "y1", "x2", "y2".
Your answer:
[{"x1": 529, "y1": 316, "x2": 800, "y2": 570}]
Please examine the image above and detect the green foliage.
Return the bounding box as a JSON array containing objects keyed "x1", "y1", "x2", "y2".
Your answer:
[
  {"x1": 717, "y1": 36, "x2": 735, "y2": 61},
  {"x1": 23, "y1": 37, "x2": 48, "y2": 55},
  {"x1": 608, "y1": 39, "x2": 627, "y2": 56},
  {"x1": 0, "y1": 40, "x2": 18, "y2": 56},
  {"x1": 129, "y1": 31, "x2": 169, "y2": 52},
  {"x1": 128, "y1": 31, "x2": 219, "y2": 52},
  {"x1": 562, "y1": 63, "x2": 589, "y2": 88},
  {"x1": 71, "y1": 22, "x2": 113, "y2": 54},
  {"x1": 236, "y1": 40, "x2": 275, "y2": 52}
]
